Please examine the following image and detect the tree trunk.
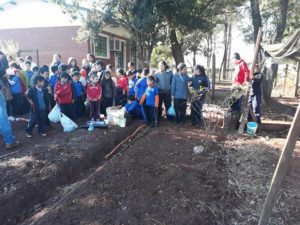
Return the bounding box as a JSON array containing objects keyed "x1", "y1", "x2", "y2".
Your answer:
[
  {"x1": 193, "y1": 51, "x2": 196, "y2": 67},
  {"x1": 146, "y1": 45, "x2": 154, "y2": 68},
  {"x1": 275, "y1": 0, "x2": 289, "y2": 42},
  {"x1": 226, "y1": 23, "x2": 232, "y2": 78},
  {"x1": 250, "y1": 0, "x2": 262, "y2": 42},
  {"x1": 262, "y1": 59, "x2": 278, "y2": 103},
  {"x1": 136, "y1": 41, "x2": 146, "y2": 69},
  {"x1": 222, "y1": 21, "x2": 228, "y2": 80},
  {"x1": 169, "y1": 28, "x2": 184, "y2": 65}
]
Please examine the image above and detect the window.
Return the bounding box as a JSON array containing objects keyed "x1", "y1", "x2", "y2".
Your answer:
[
  {"x1": 93, "y1": 34, "x2": 110, "y2": 59},
  {"x1": 117, "y1": 41, "x2": 126, "y2": 70}
]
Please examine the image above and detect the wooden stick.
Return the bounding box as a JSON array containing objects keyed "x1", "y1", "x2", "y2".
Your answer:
[
  {"x1": 258, "y1": 99, "x2": 300, "y2": 225},
  {"x1": 105, "y1": 124, "x2": 146, "y2": 159},
  {"x1": 238, "y1": 27, "x2": 263, "y2": 134},
  {"x1": 211, "y1": 53, "x2": 216, "y2": 101},
  {"x1": 294, "y1": 62, "x2": 300, "y2": 97}
]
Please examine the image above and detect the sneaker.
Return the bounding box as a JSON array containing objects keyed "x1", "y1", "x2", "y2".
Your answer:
[
  {"x1": 8, "y1": 116, "x2": 15, "y2": 121},
  {"x1": 5, "y1": 141, "x2": 21, "y2": 150},
  {"x1": 26, "y1": 133, "x2": 33, "y2": 138},
  {"x1": 41, "y1": 133, "x2": 47, "y2": 137}
]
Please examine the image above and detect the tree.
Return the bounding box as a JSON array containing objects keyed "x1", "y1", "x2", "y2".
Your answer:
[
  {"x1": 150, "y1": 45, "x2": 174, "y2": 68},
  {"x1": 156, "y1": 0, "x2": 218, "y2": 65},
  {"x1": 56, "y1": 0, "x2": 164, "y2": 67},
  {"x1": 105, "y1": 0, "x2": 165, "y2": 67}
]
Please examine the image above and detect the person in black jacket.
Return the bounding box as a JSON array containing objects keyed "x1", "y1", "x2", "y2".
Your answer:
[
  {"x1": 100, "y1": 71, "x2": 116, "y2": 115},
  {"x1": 25, "y1": 75, "x2": 50, "y2": 138},
  {"x1": 248, "y1": 64, "x2": 262, "y2": 124}
]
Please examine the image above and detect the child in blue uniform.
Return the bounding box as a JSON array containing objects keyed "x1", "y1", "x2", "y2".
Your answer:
[
  {"x1": 127, "y1": 71, "x2": 137, "y2": 97},
  {"x1": 140, "y1": 76, "x2": 159, "y2": 127},
  {"x1": 26, "y1": 75, "x2": 50, "y2": 137},
  {"x1": 190, "y1": 65, "x2": 209, "y2": 126},
  {"x1": 135, "y1": 68, "x2": 149, "y2": 120},
  {"x1": 171, "y1": 63, "x2": 189, "y2": 124},
  {"x1": 124, "y1": 95, "x2": 139, "y2": 119},
  {"x1": 72, "y1": 71, "x2": 85, "y2": 119}
]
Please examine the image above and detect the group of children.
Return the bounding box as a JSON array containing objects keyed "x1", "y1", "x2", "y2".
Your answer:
[{"x1": 0, "y1": 52, "x2": 211, "y2": 137}]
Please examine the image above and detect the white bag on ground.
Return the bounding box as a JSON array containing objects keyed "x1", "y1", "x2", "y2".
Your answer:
[
  {"x1": 60, "y1": 113, "x2": 78, "y2": 132},
  {"x1": 106, "y1": 107, "x2": 126, "y2": 127},
  {"x1": 48, "y1": 104, "x2": 61, "y2": 123}
]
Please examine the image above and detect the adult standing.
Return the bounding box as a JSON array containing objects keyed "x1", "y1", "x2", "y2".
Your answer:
[
  {"x1": 171, "y1": 63, "x2": 189, "y2": 124},
  {"x1": 233, "y1": 52, "x2": 250, "y2": 86},
  {"x1": 0, "y1": 69, "x2": 20, "y2": 149},
  {"x1": 232, "y1": 52, "x2": 250, "y2": 112},
  {"x1": 154, "y1": 61, "x2": 173, "y2": 121}
]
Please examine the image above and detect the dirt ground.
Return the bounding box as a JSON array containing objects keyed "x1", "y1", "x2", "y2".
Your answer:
[
  {"x1": 0, "y1": 119, "x2": 141, "y2": 225},
  {"x1": 18, "y1": 123, "x2": 300, "y2": 225},
  {"x1": 0, "y1": 86, "x2": 299, "y2": 225}
]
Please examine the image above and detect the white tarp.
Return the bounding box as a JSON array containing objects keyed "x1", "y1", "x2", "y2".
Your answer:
[{"x1": 262, "y1": 28, "x2": 300, "y2": 61}]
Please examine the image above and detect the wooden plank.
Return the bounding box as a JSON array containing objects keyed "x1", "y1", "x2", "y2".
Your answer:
[
  {"x1": 238, "y1": 28, "x2": 263, "y2": 134},
  {"x1": 295, "y1": 62, "x2": 300, "y2": 97},
  {"x1": 258, "y1": 100, "x2": 300, "y2": 225},
  {"x1": 260, "y1": 120, "x2": 291, "y2": 132}
]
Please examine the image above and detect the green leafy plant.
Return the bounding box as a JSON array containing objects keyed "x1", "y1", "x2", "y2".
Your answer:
[{"x1": 0, "y1": 40, "x2": 19, "y2": 59}]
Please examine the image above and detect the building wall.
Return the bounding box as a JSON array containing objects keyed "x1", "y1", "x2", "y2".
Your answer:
[{"x1": 0, "y1": 26, "x2": 89, "y2": 66}]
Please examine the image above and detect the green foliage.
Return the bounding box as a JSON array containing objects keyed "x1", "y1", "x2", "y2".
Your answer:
[
  {"x1": 240, "y1": 0, "x2": 300, "y2": 44},
  {"x1": 0, "y1": 40, "x2": 19, "y2": 58},
  {"x1": 150, "y1": 45, "x2": 174, "y2": 68}
]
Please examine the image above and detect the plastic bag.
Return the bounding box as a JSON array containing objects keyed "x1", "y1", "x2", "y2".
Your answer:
[
  {"x1": 48, "y1": 104, "x2": 61, "y2": 123},
  {"x1": 60, "y1": 113, "x2": 78, "y2": 132},
  {"x1": 167, "y1": 105, "x2": 176, "y2": 117},
  {"x1": 106, "y1": 107, "x2": 126, "y2": 127}
]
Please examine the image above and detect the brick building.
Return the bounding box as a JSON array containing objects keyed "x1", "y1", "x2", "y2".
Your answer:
[{"x1": 0, "y1": 0, "x2": 137, "y2": 70}]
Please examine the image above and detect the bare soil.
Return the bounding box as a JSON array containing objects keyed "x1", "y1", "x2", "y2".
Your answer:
[
  {"x1": 18, "y1": 123, "x2": 300, "y2": 225},
  {"x1": 0, "y1": 86, "x2": 299, "y2": 225},
  {"x1": 0, "y1": 119, "x2": 142, "y2": 225}
]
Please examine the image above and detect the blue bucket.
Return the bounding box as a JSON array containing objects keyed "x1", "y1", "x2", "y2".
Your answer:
[{"x1": 247, "y1": 122, "x2": 258, "y2": 135}]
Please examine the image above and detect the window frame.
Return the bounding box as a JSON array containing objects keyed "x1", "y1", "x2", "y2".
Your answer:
[{"x1": 93, "y1": 33, "x2": 110, "y2": 59}]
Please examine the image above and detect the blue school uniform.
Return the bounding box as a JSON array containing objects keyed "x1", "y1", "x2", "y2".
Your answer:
[
  {"x1": 145, "y1": 86, "x2": 159, "y2": 107},
  {"x1": 73, "y1": 81, "x2": 85, "y2": 119},
  {"x1": 10, "y1": 75, "x2": 22, "y2": 94},
  {"x1": 190, "y1": 75, "x2": 209, "y2": 125},
  {"x1": 49, "y1": 74, "x2": 59, "y2": 90},
  {"x1": 125, "y1": 100, "x2": 140, "y2": 119},
  {"x1": 142, "y1": 86, "x2": 159, "y2": 127},
  {"x1": 135, "y1": 77, "x2": 148, "y2": 100},
  {"x1": 128, "y1": 78, "x2": 137, "y2": 97},
  {"x1": 73, "y1": 81, "x2": 84, "y2": 97}
]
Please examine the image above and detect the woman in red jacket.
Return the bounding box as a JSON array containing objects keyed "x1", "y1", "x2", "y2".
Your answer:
[
  {"x1": 87, "y1": 72, "x2": 102, "y2": 121},
  {"x1": 55, "y1": 72, "x2": 75, "y2": 121}
]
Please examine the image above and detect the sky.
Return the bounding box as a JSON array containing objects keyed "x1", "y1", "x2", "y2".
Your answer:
[{"x1": 0, "y1": 0, "x2": 254, "y2": 66}]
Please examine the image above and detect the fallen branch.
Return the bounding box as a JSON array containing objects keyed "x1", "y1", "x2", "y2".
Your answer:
[{"x1": 105, "y1": 124, "x2": 146, "y2": 159}]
